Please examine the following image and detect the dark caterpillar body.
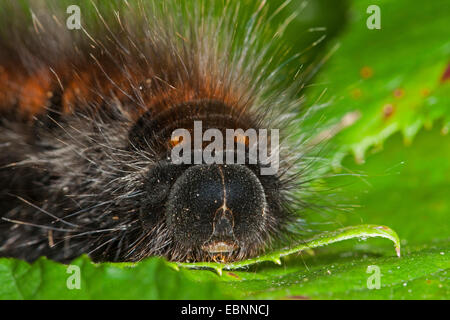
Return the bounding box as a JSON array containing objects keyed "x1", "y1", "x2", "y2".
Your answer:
[{"x1": 0, "y1": 1, "x2": 326, "y2": 263}]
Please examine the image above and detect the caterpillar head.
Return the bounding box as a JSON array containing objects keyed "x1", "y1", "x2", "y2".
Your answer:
[
  {"x1": 147, "y1": 162, "x2": 279, "y2": 262},
  {"x1": 133, "y1": 101, "x2": 286, "y2": 262}
]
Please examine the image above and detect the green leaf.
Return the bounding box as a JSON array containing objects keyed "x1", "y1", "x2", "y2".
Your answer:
[
  {"x1": 305, "y1": 0, "x2": 450, "y2": 166},
  {"x1": 216, "y1": 242, "x2": 449, "y2": 299},
  {"x1": 328, "y1": 127, "x2": 450, "y2": 246},
  {"x1": 0, "y1": 224, "x2": 401, "y2": 299},
  {"x1": 0, "y1": 255, "x2": 231, "y2": 299},
  {"x1": 175, "y1": 224, "x2": 400, "y2": 275}
]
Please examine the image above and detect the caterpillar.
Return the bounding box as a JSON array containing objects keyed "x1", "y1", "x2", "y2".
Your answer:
[{"x1": 0, "y1": 0, "x2": 333, "y2": 263}]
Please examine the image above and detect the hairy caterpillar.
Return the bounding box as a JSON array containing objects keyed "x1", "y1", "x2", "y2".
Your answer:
[{"x1": 0, "y1": 0, "x2": 332, "y2": 263}]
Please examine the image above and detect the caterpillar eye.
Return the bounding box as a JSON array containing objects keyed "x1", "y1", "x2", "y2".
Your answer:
[
  {"x1": 234, "y1": 133, "x2": 249, "y2": 146},
  {"x1": 165, "y1": 163, "x2": 269, "y2": 259},
  {"x1": 169, "y1": 135, "x2": 184, "y2": 147}
]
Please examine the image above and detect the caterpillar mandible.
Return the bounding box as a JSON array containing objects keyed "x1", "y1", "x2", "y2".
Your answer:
[{"x1": 0, "y1": 0, "x2": 330, "y2": 263}]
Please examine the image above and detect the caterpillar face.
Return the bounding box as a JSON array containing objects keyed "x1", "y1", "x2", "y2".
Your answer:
[
  {"x1": 130, "y1": 100, "x2": 284, "y2": 262},
  {"x1": 156, "y1": 163, "x2": 270, "y2": 261},
  {"x1": 0, "y1": 1, "x2": 322, "y2": 263}
]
